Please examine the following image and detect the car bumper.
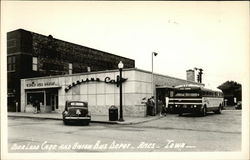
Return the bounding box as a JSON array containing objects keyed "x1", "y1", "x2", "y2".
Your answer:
[{"x1": 64, "y1": 117, "x2": 91, "y2": 120}]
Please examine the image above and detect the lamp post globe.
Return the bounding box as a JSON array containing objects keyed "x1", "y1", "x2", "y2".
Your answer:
[{"x1": 118, "y1": 61, "x2": 124, "y2": 69}]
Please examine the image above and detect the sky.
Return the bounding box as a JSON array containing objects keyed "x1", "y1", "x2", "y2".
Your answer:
[{"x1": 1, "y1": 1, "x2": 249, "y2": 89}]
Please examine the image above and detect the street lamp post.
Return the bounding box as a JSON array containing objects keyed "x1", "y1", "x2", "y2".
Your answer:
[
  {"x1": 151, "y1": 52, "x2": 158, "y2": 115},
  {"x1": 118, "y1": 61, "x2": 124, "y2": 121}
]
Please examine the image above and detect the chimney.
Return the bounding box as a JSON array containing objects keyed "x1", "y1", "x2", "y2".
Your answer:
[{"x1": 186, "y1": 69, "x2": 195, "y2": 82}]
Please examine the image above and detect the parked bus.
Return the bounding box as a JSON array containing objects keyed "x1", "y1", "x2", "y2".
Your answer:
[{"x1": 168, "y1": 84, "x2": 224, "y2": 116}]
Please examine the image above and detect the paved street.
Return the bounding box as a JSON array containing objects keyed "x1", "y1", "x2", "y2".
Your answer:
[{"x1": 8, "y1": 110, "x2": 241, "y2": 152}]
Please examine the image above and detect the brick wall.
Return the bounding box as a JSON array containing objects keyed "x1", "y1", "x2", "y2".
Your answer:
[{"x1": 30, "y1": 31, "x2": 135, "y2": 76}]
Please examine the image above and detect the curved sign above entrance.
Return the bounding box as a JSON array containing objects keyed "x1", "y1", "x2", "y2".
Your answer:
[{"x1": 64, "y1": 76, "x2": 127, "y2": 93}]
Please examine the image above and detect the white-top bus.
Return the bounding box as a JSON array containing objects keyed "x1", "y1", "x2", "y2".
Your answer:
[{"x1": 168, "y1": 84, "x2": 224, "y2": 116}]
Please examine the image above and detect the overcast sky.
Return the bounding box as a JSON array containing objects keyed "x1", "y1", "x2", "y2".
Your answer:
[{"x1": 1, "y1": 1, "x2": 249, "y2": 89}]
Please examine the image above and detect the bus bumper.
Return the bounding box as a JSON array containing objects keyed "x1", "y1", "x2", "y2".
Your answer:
[{"x1": 179, "y1": 105, "x2": 202, "y2": 114}]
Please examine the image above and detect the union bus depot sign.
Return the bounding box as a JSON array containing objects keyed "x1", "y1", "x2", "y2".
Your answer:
[
  {"x1": 26, "y1": 81, "x2": 59, "y2": 89},
  {"x1": 64, "y1": 76, "x2": 127, "y2": 92}
]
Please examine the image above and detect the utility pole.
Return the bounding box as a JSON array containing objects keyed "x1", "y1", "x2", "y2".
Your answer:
[
  {"x1": 152, "y1": 52, "x2": 158, "y2": 115},
  {"x1": 194, "y1": 67, "x2": 203, "y2": 83}
]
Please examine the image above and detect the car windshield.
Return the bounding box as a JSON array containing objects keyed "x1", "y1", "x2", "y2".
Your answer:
[{"x1": 68, "y1": 102, "x2": 86, "y2": 107}]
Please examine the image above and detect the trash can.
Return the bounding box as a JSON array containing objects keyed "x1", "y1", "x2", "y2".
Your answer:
[{"x1": 109, "y1": 105, "x2": 118, "y2": 121}]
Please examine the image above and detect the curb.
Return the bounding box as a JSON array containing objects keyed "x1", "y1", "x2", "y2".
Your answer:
[
  {"x1": 8, "y1": 115, "x2": 163, "y2": 125},
  {"x1": 8, "y1": 115, "x2": 61, "y2": 120},
  {"x1": 116, "y1": 115, "x2": 164, "y2": 125},
  {"x1": 8, "y1": 115, "x2": 118, "y2": 124}
]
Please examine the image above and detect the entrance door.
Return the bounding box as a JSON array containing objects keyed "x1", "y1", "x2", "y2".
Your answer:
[
  {"x1": 50, "y1": 94, "x2": 58, "y2": 111},
  {"x1": 156, "y1": 87, "x2": 174, "y2": 114},
  {"x1": 46, "y1": 89, "x2": 58, "y2": 112}
]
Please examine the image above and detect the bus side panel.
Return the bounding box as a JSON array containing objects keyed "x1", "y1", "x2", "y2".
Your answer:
[{"x1": 203, "y1": 97, "x2": 223, "y2": 111}]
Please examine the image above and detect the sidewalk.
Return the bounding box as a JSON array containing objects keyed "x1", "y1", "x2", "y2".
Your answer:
[{"x1": 8, "y1": 112, "x2": 163, "y2": 125}]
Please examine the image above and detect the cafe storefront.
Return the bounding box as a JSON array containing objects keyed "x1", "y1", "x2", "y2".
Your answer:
[
  {"x1": 22, "y1": 80, "x2": 60, "y2": 113},
  {"x1": 20, "y1": 68, "x2": 202, "y2": 117}
]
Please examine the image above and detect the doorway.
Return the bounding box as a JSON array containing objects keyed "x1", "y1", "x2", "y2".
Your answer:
[
  {"x1": 50, "y1": 94, "x2": 58, "y2": 111},
  {"x1": 156, "y1": 87, "x2": 175, "y2": 114},
  {"x1": 46, "y1": 89, "x2": 58, "y2": 112}
]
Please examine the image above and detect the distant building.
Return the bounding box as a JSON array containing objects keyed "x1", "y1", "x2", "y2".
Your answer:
[{"x1": 7, "y1": 29, "x2": 135, "y2": 112}]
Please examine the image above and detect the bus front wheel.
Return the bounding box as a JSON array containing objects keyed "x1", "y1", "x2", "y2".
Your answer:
[{"x1": 201, "y1": 106, "x2": 207, "y2": 117}]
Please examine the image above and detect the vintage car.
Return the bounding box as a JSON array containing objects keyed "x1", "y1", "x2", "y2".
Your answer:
[{"x1": 62, "y1": 101, "x2": 91, "y2": 125}]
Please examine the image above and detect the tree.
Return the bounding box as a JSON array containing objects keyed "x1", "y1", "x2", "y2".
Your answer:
[{"x1": 218, "y1": 81, "x2": 242, "y2": 105}]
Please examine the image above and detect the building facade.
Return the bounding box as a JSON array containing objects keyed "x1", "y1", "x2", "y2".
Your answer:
[
  {"x1": 20, "y1": 68, "x2": 202, "y2": 117},
  {"x1": 7, "y1": 29, "x2": 135, "y2": 112}
]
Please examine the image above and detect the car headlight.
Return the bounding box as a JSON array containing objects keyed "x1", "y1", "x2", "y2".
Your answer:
[{"x1": 194, "y1": 105, "x2": 196, "y2": 108}]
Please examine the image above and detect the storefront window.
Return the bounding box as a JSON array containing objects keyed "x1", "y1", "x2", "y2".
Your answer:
[{"x1": 26, "y1": 92, "x2": 44, "y2": 105}]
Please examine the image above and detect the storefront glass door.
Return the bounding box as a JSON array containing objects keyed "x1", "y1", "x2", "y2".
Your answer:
[{"x1": 50, "y1": 94, "x2": 58, "y2": 111}]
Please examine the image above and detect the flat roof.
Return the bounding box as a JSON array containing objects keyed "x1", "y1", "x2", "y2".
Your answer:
[{"x1": 22, "y1": 68, "x2": 203, "y2": 86}]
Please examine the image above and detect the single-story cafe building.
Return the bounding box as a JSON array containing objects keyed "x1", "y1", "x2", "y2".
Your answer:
[{"x1": 20, "y1": 68, "x2": 202, "y2": 117}]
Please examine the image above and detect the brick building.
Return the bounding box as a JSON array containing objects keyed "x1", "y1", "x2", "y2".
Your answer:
[{"x1": 7, "y1": 29, "x2": 135, "y2": 112}]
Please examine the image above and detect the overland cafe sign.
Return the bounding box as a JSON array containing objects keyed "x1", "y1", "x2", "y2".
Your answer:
[{"x1": 64, "y1": 76, "x2": 127, "y2": 92}]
